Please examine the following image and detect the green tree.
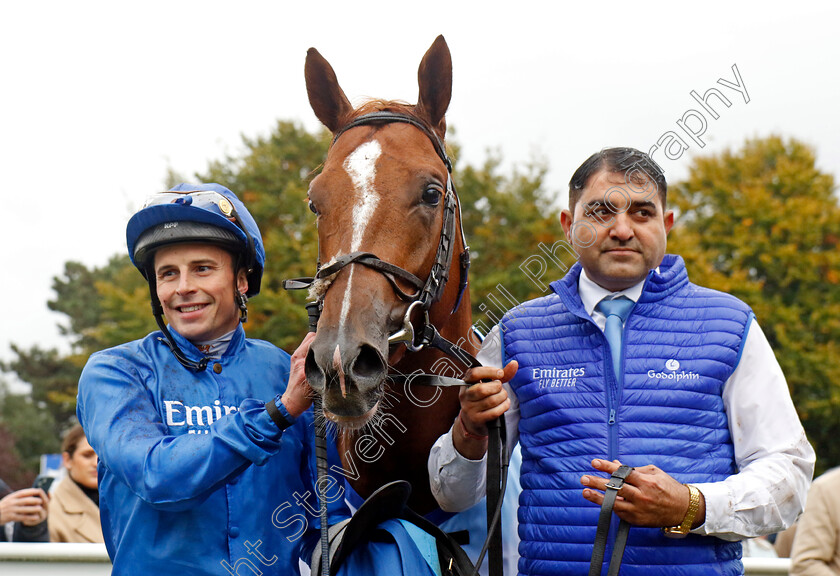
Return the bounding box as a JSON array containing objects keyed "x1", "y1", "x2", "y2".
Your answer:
[
  {"x1": 4, "y1": 345, "x2": 84, "y2": 435},
  {"x1": 2, "y1": 255, "x2": 155, "y2": 452},
  {"x1": 669, "y1": 135, "x2": 840, "y2": 471},
  {"x1": 455, "y1": 151, "x2": 566, "y2": 332},
  {"x1": 0, "y1": 381, "x2": 60, "y2": 487},
  {"x1": 196, "y1": 120, "x2": 331, "y2": 351},
  {"x1": 49, "y1": 255, "x2": 155, "y2": 353}
]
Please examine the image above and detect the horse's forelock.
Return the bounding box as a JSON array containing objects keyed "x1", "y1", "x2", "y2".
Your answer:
[{"x1": 352, "y1": 99, "x2": 413, "y2": 117}]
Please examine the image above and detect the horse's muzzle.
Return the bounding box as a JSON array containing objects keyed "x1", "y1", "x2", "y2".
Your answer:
[{"x1": 305, "y1": 338, "x2": 388, "y2": 420}]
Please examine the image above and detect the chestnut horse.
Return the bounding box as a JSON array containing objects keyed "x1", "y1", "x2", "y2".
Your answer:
[{"x1": 301, "y1": 35, "x2": 477, "y2": 516}]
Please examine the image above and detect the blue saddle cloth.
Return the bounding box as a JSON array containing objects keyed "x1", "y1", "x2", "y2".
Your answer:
[
  {"x1": 329, "y1": 444, "x2": 523, "y2": 576},
  {"x1": 333, "y1": 518, "x2": 439, "y2": 576}
]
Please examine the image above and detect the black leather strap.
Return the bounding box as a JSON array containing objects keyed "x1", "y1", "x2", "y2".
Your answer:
[
  {"x1": 420, "y1": 324, "x2": 481, "y2": 369},
  {"x1": 485, "y1": 417, "x2": 503, "y2": 576},
  {"x1": 332, "y1": 111, "x2": 452, "y2": 172},
  {"x1": 318, "y1": 252, "x2": 423, "y2": 288},
  {"x1": 608, "y1": 520, "x2": 631, "y2": 576},
  {"x1": 282, "y1": 277, "x2": 314, "y2": 290},
  {"x1": 318, "y1": 252, "x2": 424, "y2": 302},
  {"x1": 589, "y1": 465, "x2": 634, "y2": 576},
  {"x1": 382, "y1": 323, "x2": 481, "y2": 391},
  {"x1": 264, "y1": 399, "x2": 293, "y2": 430}
]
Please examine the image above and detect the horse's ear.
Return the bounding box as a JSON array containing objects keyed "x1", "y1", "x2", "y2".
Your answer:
[
  {"x1": 305, "y1": 47, "x2": 354, "y2": 133},
  {"x1": 416, "y1": 35, "x2": 452, "y2": 140}
]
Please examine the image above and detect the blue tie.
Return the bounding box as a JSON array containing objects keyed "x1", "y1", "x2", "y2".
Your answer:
[{"x1": 596, "y1": 296, "x2": 635, "y2": 381}]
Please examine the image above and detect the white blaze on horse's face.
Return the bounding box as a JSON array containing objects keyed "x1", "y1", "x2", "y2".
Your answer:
[
  {"x1": 344, "y1": 140, "x2": 383, "y2": 251},
  {"x1": 338, "y1": 139, "x2": 383, "y2": 330}
]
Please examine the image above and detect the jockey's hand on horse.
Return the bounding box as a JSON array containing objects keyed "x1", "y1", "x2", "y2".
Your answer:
[
  {"x1": 581, "y1": 459, "x2": 707, "y2": 529},
  {"x1": 452, "y1": 362, "x2": 517, "y2": 459},
  {"x1": 279, "y1": 332, "x2": 317, "y2": 418}
]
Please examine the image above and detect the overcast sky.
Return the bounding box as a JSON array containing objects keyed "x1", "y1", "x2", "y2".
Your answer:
[{"x1": 2, "y1": 1, "x2": 838, "y2": 366}]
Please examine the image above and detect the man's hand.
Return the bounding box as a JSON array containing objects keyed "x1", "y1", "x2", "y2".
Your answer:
[
  {"x1": 453, "y1": 361, "x2": 517, "y2": 460},
  {"x1": 0, "y1": 488, "x2": 49, "y2": 526},
  {"x1": 279, "y1": 332, "x2": 316, "y2": 418},
  {"x1": 581, "y1": 459, "x2": 706, "y2": 529}
]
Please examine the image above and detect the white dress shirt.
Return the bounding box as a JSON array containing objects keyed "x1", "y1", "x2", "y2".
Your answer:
[{"x1": 428, "y1": 271, "x2": 815, "y2": 540}]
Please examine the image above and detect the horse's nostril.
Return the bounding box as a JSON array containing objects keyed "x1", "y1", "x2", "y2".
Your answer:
[
  {"x1": 305, "y1": 348, "x2": 325, "y2": 392},
  {"x1": 352, "y1": 344, "x2": 385, "y2": 380}
]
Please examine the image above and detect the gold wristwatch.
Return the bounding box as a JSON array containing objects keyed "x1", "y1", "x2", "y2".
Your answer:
[{"x1": 662, "y1": 484, "x2": 701, "y2": 537}]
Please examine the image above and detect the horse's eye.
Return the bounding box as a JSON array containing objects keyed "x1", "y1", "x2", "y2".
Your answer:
[
  {"x1": 421, "y1": 186, "x2": 442, "y2": 206},
  {"x1": 308, "y1": 200, "x2": 319, "y2": 214}
]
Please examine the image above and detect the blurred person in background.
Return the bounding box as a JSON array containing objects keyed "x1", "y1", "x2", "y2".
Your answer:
[
  {"x1": 0, "y1": 478, "x2": 49, "y2": 542},
  {"x1": 773, "y1": 523, "x2": 798, "y2": 558},
  {"x1": 791, "y1": 467, "x2": 840, "y2": 575},
  {"x1": 48, "y1": 424, "x2": 104, "y2": 543}
]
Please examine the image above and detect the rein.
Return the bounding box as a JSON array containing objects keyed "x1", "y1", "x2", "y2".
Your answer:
[
  {"x1": 285, "y1": 111, "x2": 507, "y2": 576},
  {"x1": 589, "y1": 465, "x2": 634, "y2": 576}
]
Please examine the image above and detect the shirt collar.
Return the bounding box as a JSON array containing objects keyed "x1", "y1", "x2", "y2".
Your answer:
[
  {"x1": 579, "y1": 269, "x2": 646, "y2": 317},
  {"x1": 168, "y1": 324, "x2": 245, "y2": 360},
  {"x1": 193, "y1": 329, "x2": 237, "y2": 359}
]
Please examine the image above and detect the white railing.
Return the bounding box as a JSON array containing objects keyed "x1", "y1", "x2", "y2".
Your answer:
[
  {"x1": 744, "y1": 557, "x2": 792, "y2": 575},
  {"x1": 0, "y1": 543, "x2": 790, "y2": 575},
  {"x1": 0, "y1": 543, "x2": 111, "y2": 575}
]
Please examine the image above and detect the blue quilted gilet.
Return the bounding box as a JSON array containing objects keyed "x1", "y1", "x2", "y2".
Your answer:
[{"x1": 501, "y1": 255, "x2": 752, "y2": 576}]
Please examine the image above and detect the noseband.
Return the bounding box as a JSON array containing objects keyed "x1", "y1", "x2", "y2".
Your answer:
[{"x1": 285, "y1": 111, "x2": 472, "y2": 356}]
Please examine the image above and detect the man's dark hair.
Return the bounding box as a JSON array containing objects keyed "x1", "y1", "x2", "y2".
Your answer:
[{"x1": 568, "y1": 147, "x2": 667, "y2": 211}]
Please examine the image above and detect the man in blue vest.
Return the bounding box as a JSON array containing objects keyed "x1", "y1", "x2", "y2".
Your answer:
[{"x1": 428, "y1": 148, "x2": 815, "y2": 575}]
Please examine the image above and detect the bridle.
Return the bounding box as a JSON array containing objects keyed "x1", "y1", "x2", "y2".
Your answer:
[
  {"x1": 285, "y1": 111, "x2": 472, "y2": 354},
  {"x1": 285, "y1": 110, "x2": 506, "y2": 576}
]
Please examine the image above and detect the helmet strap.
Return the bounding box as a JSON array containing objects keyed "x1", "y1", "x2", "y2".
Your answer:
[
  {"x1": 145, "y1": 266, "x2": 209, "y2": 372},
  {"x1": 231, "y1": 253, "x2": 249, "y2": 324},
  {"x1": 237, "y1": 290, "x2": 249, "y2": 324}
]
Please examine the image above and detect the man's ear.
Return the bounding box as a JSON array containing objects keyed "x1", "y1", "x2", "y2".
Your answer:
[
  {"x1": 236, "y1": 269, "x2": 249, "y2": 295},
  {"x1": 560, "y1": 209, "x2": 574, "y2": 243},
  {"x1": 664, "y1": 210, "x2": 675, "y2": 235}
]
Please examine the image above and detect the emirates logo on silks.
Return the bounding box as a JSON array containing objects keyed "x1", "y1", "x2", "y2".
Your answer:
[{"x1": 665, "y1": 359, "x2": 680, "y2": 371}]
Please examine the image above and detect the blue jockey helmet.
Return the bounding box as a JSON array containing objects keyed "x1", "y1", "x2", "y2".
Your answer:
[{"x1": 126, "y1": 183, "x2": 265, "y2": 297}]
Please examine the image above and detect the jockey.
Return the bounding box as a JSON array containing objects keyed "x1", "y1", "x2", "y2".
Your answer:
[{"x1": 76, "y1": 183, "x2": 337, "y2": 574}]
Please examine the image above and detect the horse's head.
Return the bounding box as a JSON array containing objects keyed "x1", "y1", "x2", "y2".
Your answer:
[{"x1": 303, "y1": 36, "x2": 458, "y2": 430}]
